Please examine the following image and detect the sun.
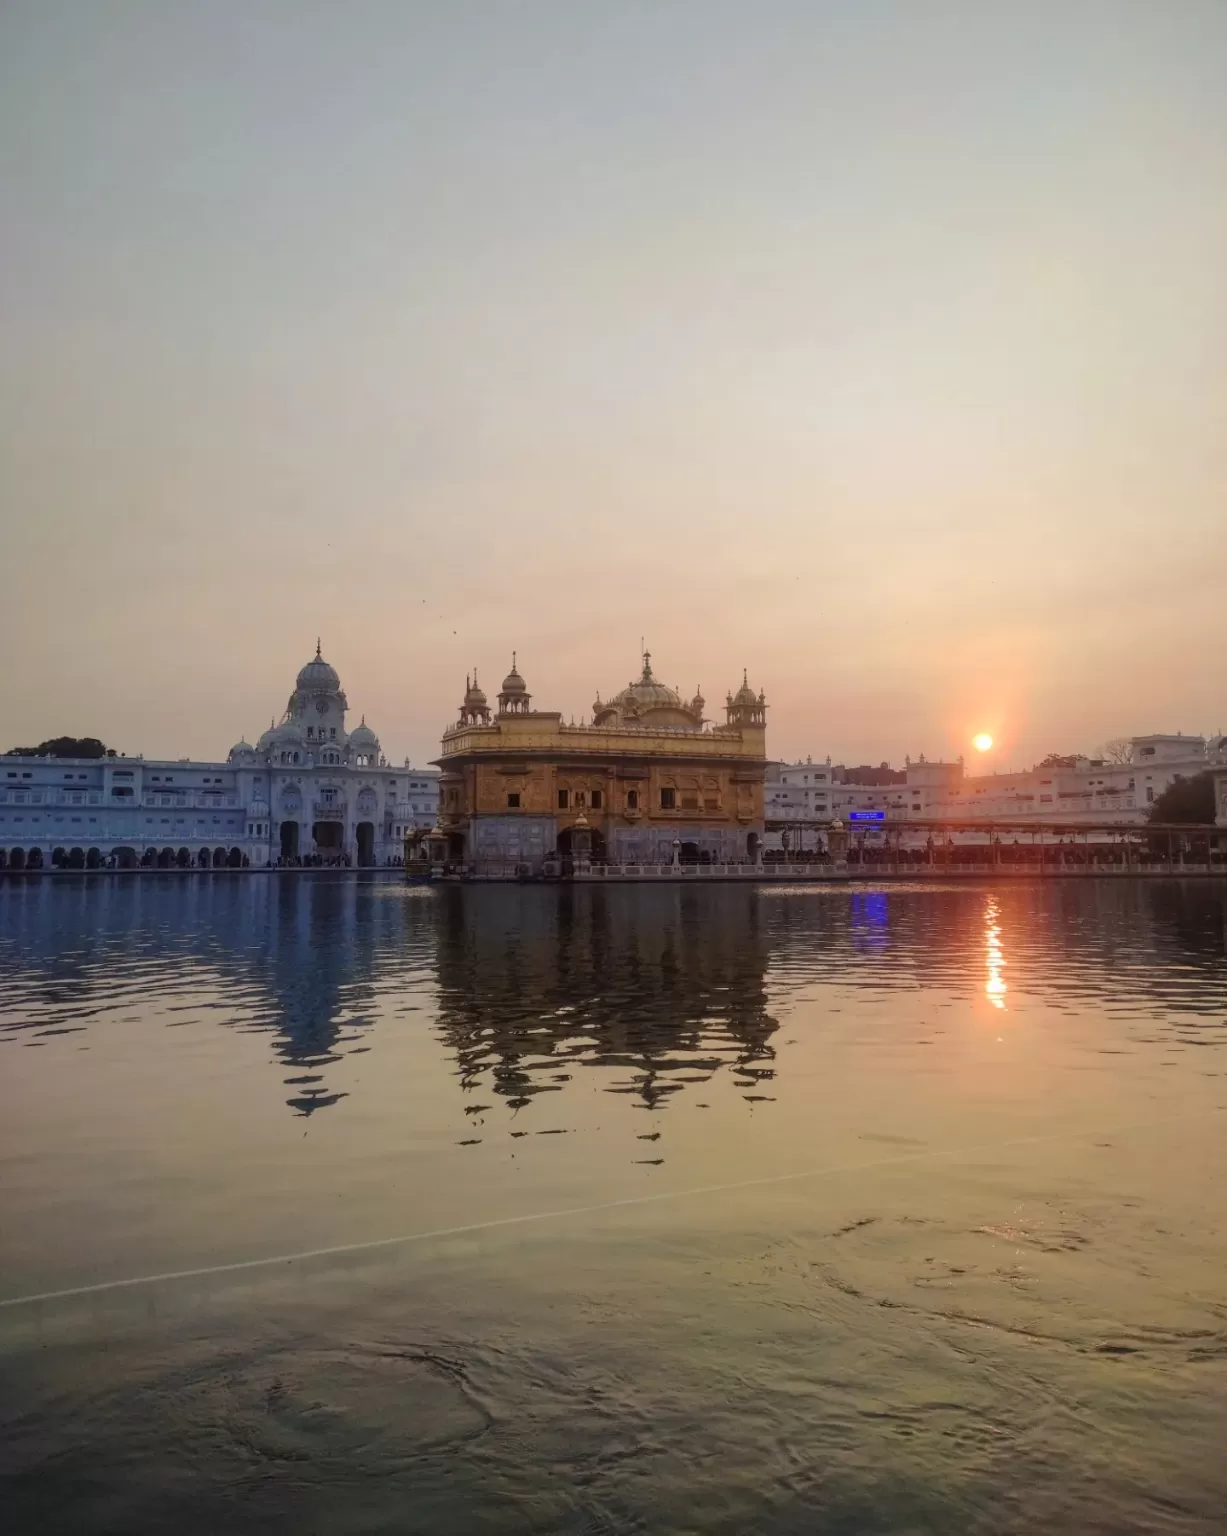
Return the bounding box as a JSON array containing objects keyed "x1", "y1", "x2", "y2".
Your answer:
[{"x1": 973, "y1": 733, "x2": 993, "y2": 753}]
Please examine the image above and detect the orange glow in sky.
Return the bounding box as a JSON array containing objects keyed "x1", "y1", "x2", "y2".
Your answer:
[
  {"x1": 1, "y1": 5, "x2": 1225, "y2": 767},
  {"x1": 973, "y1": 733, "x2": 994, "y2": 752}
]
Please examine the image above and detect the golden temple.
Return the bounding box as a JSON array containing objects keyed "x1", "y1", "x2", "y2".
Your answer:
[{"x1": 431, "y1": 652, "x2": 768, "y2": 874}]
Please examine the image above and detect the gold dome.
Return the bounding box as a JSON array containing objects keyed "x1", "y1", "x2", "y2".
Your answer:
[{"x1": 594, "y1": 653, "x2": 703, "y2": 730}]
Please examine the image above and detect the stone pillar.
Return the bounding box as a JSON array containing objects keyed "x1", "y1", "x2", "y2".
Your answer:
[{"x1": 572, "y1": 813, "x2": 592, "y2": 874}]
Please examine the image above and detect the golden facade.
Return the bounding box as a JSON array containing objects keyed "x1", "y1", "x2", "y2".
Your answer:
[{"x1": 434, "y1": 653, "x2": 768, "y2": 873}]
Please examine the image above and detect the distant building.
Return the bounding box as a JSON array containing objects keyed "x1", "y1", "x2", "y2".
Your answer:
[
  {"x1": 932, "y1": 735, "x2": 1226, "y2": 825},
  {"x1": 766, "y1": 755, "x2": 950, "y2": 840},
  {"x1": 765, "y1": 758, "x2": 834, "y2": 824},
  {"x1": 765, "y1": 733, "x2": 1227, "y2": 835},
  {"x1": 0, "y1": 645, "x2": 438, "y2": 870},
  {"x1": 435, "y1": 652, "x2": 768, "y2": 873}
]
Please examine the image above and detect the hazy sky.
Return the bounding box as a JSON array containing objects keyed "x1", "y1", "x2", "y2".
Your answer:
[{"x1": 2, "y1": 1, "x2": 1224, "y2": 770}]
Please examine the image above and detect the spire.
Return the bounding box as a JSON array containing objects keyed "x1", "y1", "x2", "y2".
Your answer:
[
  {"x1": 512, "y1": 649, "x2": 517, "y2": 671},
  {"x1": 316, "y1": 638, "x2": 322, "y2": 659},
  {"x1": 642, "y1": 648, "x2": 653, "y2": 681}
]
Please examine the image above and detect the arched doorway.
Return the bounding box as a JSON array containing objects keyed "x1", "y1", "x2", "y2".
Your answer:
[
  {"x1": 9, "y1": 848, "x2": 25, "y2": 871},
  {"x1": 280, "y1": 821, "x2": 300, "y2": 861},
  {"x1": 313, "y1": 820, "x2": 344, "y2": 857},
  {"x1": 679, "y1": 840, "x2": 700, "y2": 865},
  {"x1": 355, "y1": 822, "x2": 375, "y2": 867},
  {"x1": 115, "y1": 847, "x2": 137, "y2": 869},
  {"x1": 0, "y1": 850, "x2": 7, "y2": 870},
  {"x1": 227, "y1": 847, "x2": 243, "y2": 868},
  {"x1": 157, "y1": 847, "x2": 174, "y2": 868},
  {"x1": 212, "y1": 847, "x2": 227, "y2": 868},
  {"x1": 174, "y1": 847, "x2": 189, "y2": 868},
  {"x1": 67, "y1": 847, "x2": 85, "y2": 869},
  {"x1": 746, "y1": 832, "x2": 761, "y2": 862},
  {"x1": 86, "y1": 848, "x2": 103, "y2": 869},
  {"x1": 51, "y1": 847, "x2": 66, "y2": 868},
  {"x1": 197, "y1": 848, "x2": 210, "y2": 868},
  {"x1": 27, "y1": 848, "x2": 44, "y2": 870},
  {"x1": 141, "y1": 848, "x2": 156, "y2": 867}
]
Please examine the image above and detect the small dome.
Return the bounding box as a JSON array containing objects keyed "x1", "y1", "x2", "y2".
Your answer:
[
  {"x1": 733, "y1": 671, "x2": 758, "y2": 707},
  {"x1": 272, "y1": 719, "x2": 305, "y2": 744},
  {"x1": 464, "y1": 673, "x2": 488, "y2": 707},
  {"x1": 256, "y1": 720, "x2": 278, "y2": 751},
  {"x1": 501, "y1": 654, "x2": 527, "y2": 695},
  {"x1": 228, "y1": 738, "x2": 254, "y2": 760},
  {"x1": 296, "y1": 640, "x2": 341, "y2": 693},
  {"x1": 349, "y1": 717, "x2": 379, "y2": 747}
]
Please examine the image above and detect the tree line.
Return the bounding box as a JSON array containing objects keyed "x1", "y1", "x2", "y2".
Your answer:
[{"x1": 4, "y1": 737, "x2": 117, "y2": 758}]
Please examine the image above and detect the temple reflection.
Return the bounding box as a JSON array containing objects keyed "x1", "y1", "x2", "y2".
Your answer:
[
  {"x1": 430, "y1": 884, "x2": 778, "y2": 1111},
  {"x1": 3, "y1": 876, "x2": 1226, "y2": 1128}
]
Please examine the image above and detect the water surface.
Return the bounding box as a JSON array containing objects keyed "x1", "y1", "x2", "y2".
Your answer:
[{"x1": 2, "y1": 876, "x2": 1225, "y2": 1533}]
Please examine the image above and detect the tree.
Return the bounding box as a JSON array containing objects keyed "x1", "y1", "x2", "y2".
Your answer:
[
  {"x1": 1035, "y1": 752, "x2": 1077, "y2": 770},
  {"x1": 4, "y1": 736, "x2": 113, "y2": 759},
  {"x1": 1148, "y1": 772, "x2": 1215, "y2": 824},
  {"x1": 1099, "y1": 738, "x2": 1134, "y2": 764}
]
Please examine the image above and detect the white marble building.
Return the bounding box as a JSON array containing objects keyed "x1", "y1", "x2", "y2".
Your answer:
[
  {"x1": 767, "y1": 733, "x2": 1227, "y2": 839},
  {"x1": 0, "y1": 646, "x2": 438, "y2": 870}
]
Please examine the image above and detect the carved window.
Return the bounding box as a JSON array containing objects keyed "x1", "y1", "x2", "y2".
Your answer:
[
  {"x1": 626, "y1": 790, "x2": 639, "y2": 811},
  {"x1": 557, "y1": 789, "x2": 569, "y2": 809},
  {"x1": 507, "y1": 792, "x2": 521, "y2": 809},
  {"x1": 590, "y1": 790, "x2": 602, "y2": 810},
  {"x1": 660, "y1": 788, "x2": 676, "y2": 810}
]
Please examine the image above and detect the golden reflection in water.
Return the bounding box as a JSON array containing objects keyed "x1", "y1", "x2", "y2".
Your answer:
[{"x1": 985, "y1": 894, "x2": 1008, "y2": 1009}]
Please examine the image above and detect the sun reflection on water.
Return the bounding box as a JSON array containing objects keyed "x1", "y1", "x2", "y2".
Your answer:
[{"x1": 985, "y1": 895, "x2": 1008, "y2": 1009}]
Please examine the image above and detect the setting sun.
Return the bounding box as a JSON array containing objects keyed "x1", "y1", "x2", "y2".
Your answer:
[{"x1": 973, "y1": 733, "x2": 994, "y2": 752}]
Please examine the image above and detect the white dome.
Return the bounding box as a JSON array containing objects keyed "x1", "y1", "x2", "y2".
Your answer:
[
  {"x1": 228, "y1": 738, "x2": 255, "y2": 761},
  {"x1": 349, "y1": 719, "x2": 379, "y2": 747},
  {"x1": 296, "y1": 642, "x2": 341, "y2": 693}
]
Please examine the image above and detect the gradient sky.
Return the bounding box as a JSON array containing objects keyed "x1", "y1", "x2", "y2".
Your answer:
[{"x1": 2, "y1": 1, "x2": 1224, "y2": 770}]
